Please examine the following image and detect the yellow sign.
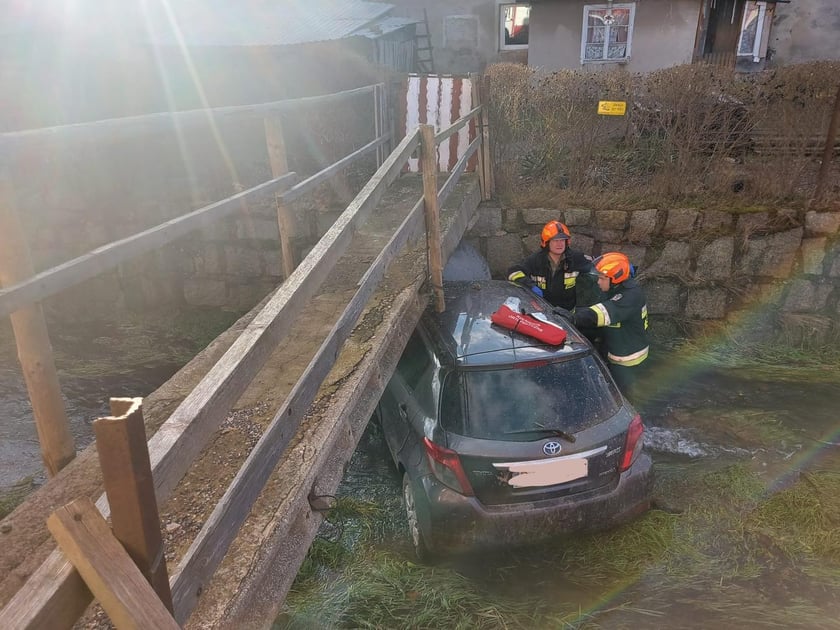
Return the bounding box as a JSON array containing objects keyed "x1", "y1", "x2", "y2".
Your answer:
[{"x1": 597, "y1": 100, "x2": 627, "y2": 116}]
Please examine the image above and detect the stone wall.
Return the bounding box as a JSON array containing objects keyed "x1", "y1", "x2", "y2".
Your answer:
[{"x1": 464, "y1": 204, "x2": 840, "y2": 340}]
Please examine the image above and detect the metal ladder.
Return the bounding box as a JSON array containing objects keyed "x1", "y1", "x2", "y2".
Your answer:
[{"x1": 414, "y1": 8, "x2": 435, "y2": 74}]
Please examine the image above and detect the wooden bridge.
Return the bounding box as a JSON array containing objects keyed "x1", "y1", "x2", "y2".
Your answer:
[{"x1": 0, "y1": 78, "x2": 492, "y2": 628}]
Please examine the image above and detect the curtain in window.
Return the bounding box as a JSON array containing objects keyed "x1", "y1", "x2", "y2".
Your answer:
[{"x1": 585, "y1": 8, "x2": 630, "y2": 61}]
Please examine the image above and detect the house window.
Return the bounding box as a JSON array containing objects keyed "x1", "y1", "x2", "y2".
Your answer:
[
  {"x1": 500, "y1": 3, "x2": 530, "y2": 50},
  {"x1": 581, "y1": 3, "x2": 635, "y2": 63}
]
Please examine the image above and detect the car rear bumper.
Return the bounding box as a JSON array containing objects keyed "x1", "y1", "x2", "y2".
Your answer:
[{"x1": 419, "y1": 453, "x2": 654, "y2": 554}]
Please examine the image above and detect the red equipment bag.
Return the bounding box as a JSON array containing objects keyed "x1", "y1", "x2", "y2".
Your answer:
[{"x1": 490, "y1": 304, "x2": 567, "y2": 346}]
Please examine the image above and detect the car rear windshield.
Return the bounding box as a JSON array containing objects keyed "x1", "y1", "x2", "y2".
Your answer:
[{"x1": 440, "y1": 355, "x2": 622, "y2": 439}]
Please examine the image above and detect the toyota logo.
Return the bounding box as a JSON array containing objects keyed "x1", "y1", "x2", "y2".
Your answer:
[{"x1": 543, "y1": 441, "x2": 562, "y2": 456}]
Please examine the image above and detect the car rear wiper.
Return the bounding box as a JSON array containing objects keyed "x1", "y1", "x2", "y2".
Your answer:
[{"x1": 504, "y1": 427, "x2": 577, "y2": 443}]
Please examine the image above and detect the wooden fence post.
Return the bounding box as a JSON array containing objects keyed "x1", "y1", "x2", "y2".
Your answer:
[
  {"x1": 374, "y1": 84, "x2": 385, "y2": 167},
  {"x1": 469, "y1": 73, "x2": 488, "y2": 201},
  {"x1": 47, "y1": 498, "x2": 179, "y2": 630},
  {"x1": 814, "y1": 84, "x2": 840, "y2": 203},
  {"x1": 93, "y1": 397, "x2": 174, "y2": 614},
  {"x1": 264, "y1": 116, "x2": 297, "y2": 278},
  {"x1": 0, "y1": 174, "x2": 75, "y2": 476},
  {"x1": 419, "y1": 125, "x2": 445, "y2": 312}
]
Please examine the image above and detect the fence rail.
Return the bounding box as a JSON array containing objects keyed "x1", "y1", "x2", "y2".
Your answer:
[{"x1": 0, "y1": 77, "x2": 490, "y2": 628}]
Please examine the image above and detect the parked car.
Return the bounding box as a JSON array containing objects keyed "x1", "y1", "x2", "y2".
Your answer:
[{"x1": 374, "y1": 280, "x2": 653, "y2": 560}]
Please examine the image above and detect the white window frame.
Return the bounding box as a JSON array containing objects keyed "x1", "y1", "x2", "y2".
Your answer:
[
  {"x1": 736, "y1": 0, "x2": 769, "y2": 62},
  {"x1": 580, "y1": 3, "x2": 635, "y2": 64},
  {"x1": 499, "y1": 3, "x2": 531, "y2": 51}
]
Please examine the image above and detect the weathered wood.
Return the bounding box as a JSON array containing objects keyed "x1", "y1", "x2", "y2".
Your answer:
[
  {"x1": 434, "y1": 105, "x2": 482, "y2": 146},
  {"x1": 47, "y1": 499, "x2": 179, "y2": 630},
  {"x1": 469, "y1": 74, "x2": 488, "y2": 200},
  {"x1": 279, "y1": 133, "x2": 390, "y2": 205},
  {"x1": 420, "y1": 125, "x2": 445, "y2": 312},
  {"x1": 480, "y1": 75, "x2": 495, "y2": 198},
  {"x1": 0, "y1": 172, "x2": 296, "y2": 319},
  {"x1": 170, "y1": 195, "x2": 427, "y2": 623},
  {"x1": 0, "y1": 85, "x2": 379, "y2": 159},
  {"x1": 264, "y1": 116, "x2": 296, "y2": 277},
  {"x1": 815, "y1": 84, "x2": 840, "y2": 202},
  {"x1": 438, "y1": 136, "x2": 481, "y2": 207},
  {"x1": 0, "y1": 127, "x2": 422, "y2": 630},
  {"x1": 94, "y1": 398, "x2": 173, "y2": 614},
  {"x1": 0, "y1": 175, "x2": 75, "y2": 476},
  {"x1": 374, "y1": 84, "x2": 385, "y2": 167}
]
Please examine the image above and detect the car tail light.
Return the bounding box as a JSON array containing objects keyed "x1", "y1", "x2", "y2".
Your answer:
[
  {"x1": 423, "y1": 437, "x2": 474, "y2": 496},
  {"x1": 619, "y1": 414, "x2": 644, "y2": 472}
]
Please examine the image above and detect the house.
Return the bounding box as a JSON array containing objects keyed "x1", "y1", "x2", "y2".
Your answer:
[{"x1": 381, "y1": 0, "x2": 840, "y2": 74}]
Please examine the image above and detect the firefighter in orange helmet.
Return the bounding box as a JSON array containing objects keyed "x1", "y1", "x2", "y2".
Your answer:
[
  {"x1": 572, "y1": 252, "x2": 649, "y2": 399},
  {"x1": 507, "y1": 220, "x2": 594, "y2": 312}
]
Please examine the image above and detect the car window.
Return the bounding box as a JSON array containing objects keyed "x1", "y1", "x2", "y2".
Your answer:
[
  {"x1": 446, "y1": 356, "x2": 621, "y2": 439},
  {"x1": 397, "y1": 332, "x2": 432, "y2": 388},
  {"x1": 440, "y1": 371, "x2": 465, "y2": 434}
]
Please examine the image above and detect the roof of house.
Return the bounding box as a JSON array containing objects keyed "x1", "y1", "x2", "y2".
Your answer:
[{"x1": 2, "y1": 0, "x2": 409, "y2": 48}]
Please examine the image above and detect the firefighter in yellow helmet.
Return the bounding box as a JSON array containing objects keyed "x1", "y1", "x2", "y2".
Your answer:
[
  {"x1": 507, "y1": 221, "x2": 594, "y2": 311},
  {"x1": 572, "y1": 252, "x2": 649, "y2": 399}
]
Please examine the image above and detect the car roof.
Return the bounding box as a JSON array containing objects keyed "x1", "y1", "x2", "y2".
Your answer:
[{"x1": 422, "y1": 280, "x2": 591, "y2": 367}]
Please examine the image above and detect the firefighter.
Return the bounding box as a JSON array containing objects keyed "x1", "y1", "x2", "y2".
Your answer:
[
  {"x1": 572, "y1": 252, "x2": 649, "y2": 400},
  {"x1": 507, "y1": 220, "x2": 594, "y2": 312}
]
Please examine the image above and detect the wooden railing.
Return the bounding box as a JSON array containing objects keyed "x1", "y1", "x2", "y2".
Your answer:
[{"x1": 0, "y1": 76, "x2": 491, "y2": 628}]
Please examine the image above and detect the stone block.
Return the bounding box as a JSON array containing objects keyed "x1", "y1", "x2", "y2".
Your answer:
[
  {"x1": 685, "y1": 288, "x2": 728, "y2": 319},
  {"x1": 737, "y1": 212, "x2": 770, "y2": 237},
  {"x1": 486, "y1": 234, "x2": 527, "y2": 278},
  {"x1": 830, "y1": 256, "x2": 840, "y2": 278},
  {"x1": 697, "y1": 237, "x2": 734, "y2": 280},
  {"x1": 502, "y1": 208, "x2": 520, "y2": 232},
  {"x1": 662, "y1": 208, "x2": 699, "y2": 238},
  {"x1": 522, "y1": 207, "x2": 559, "y2": 226},
  {"x1": 737, "y1": 228, "x2": 803, "y2": 279},
  {"x1": 805, "y1": 211, "x2": 840, "y2": 235},
  {"x1": 594, "y1": 210, "x2": 628, "y2": 231},
  {"x1": 645, "y1": 242, "x2": 692, "y2": 277},
  {"x1": 573, "y1": 234, "x2": 595, "y2": 256},
  {"x1": 646, "y1": 281, "x2": 681, "y2": 315},
  {"x1": 588, "y1": 228, "x2": 624, "y2": 244},
  {"x1": 470, "y1": 205, "x2": 503, "y2": 236},
  {"x1": 782, "y1": 279, "x2": 832, "y2": 313},
  {"x1": 236, "y1": 217, "x2": 280, "y2": 241},
  {"x1": 600, "y1": 243, "x2": 647, "y2": 268},
  {"x1": 563, "y1": 208, "x2": 591, "y2": 226},
  {"x1": 801, "y1": 238, "x2": 827, "y2": 275},
  {"x1": 700, "y1": 210, "x2": 733, "y2": 234},
  {"x1": 627, "y1": 209, "x2": 659, "y2": 245},
  {"x1": 184, "y1": 278, "x2": 228, "y2": 307},
  {"x1": 195, "y1": 244, "x2": 224, "y2": 275},
  {"x1": 224, "y1": 245, "x2": 263, "y2": 277}
]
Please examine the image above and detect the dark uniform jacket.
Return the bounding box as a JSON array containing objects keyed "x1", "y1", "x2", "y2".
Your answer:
[
  {"x1": 573, "y1": 278, "x2": 649, "y2": 367},
  {"x1": 507, "y1": 248, "x2": 593, "y2": 311}
]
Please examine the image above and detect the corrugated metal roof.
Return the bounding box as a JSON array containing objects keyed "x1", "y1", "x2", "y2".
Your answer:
[
  {"x1": 147, "y1": 0, "x2": 399, "y2": 47},
  {"x1": 1, "y1": 0, "x2": 403, "y2": 47}
]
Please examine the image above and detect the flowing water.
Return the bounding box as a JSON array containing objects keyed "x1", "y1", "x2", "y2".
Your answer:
[{"x1": 284, "y1": 359, "x2": 840, "y2": 629}]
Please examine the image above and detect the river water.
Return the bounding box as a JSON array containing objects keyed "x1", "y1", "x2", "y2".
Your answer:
[{"x1": 283, "y1": 358, "x2": 840, "y2": 629}]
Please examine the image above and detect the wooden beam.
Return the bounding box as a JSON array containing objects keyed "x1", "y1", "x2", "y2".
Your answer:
[
  {"x1": 47, "y1": 498, "x2": 179, "y2": 630},
  {"x1": 469, "y1": 74, "x2": 488, "y2": 201},
  {"x1": 434, "y1": 105, "x2": 482, "y2": 146},
  {"x1": 169, "y1": 195, "x2": 427, "y2": 623},
  {"x1": 479, "y1": 75, "x2": 495, "y2": 199},
  {"x1": 419, "y1": 125, "x2": 445, "y2": 313},
  {"x1": 0, "y1": 85, "x2": 380, "y2": 160},
  {"x1": 0, "y1": 175, "x2": 75, "y2": 476},
  {"x1": 0, "y1": 172, "x2": 296, "y2": 319},
  {"x1": 94, "y1": 398, "x2": 173, "y2": 614},
  {"x1": 264, "y1": 116, "x2": 296, "y2": 278}
]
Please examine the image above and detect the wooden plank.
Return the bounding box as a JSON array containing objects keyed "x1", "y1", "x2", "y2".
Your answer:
[
  {"x1": 438, "y1": 136, "x2": 481, "y2": 207},
  {"x1": 480, "y1": 75, "x2": 495, "y2": 197},
  {"x1": 264, "y1": 116, "x2": 296, "y2": 277},
  {"x1": 0, "y1": 129, "x2": 421, "y2": 630},
  {"x1": 47, "y1": 498, "x2": 179, "y2": 630},
  {"x1": 434, "y1": 105, "x2": 481, "y2": 145},
  {"x1": 0, "y1": 171, "x2": 296, "y2": 318},
  {"x1": 420, "y1": 125, "x2": 445, "y2": 312},
  {"x1": 0, "y1": 175, "x2": 75, "y2": 476},
  {"x1": 374, "y1": 84, "x2": 385, "y2": 167},
  {"x1": 279, "y1": 133, "x2": 390, "y2": 205},
  {"x1": 170, "y1": 195, "x2": 427, "y2": 623},
  {"x1": 469, "y1": 74, "x2": 488, "y2": 200},
  {"x1": 94, "y1": 398, "x2": 173, "y2": 614},
  {"x1": 0, "y1": 85, "x2": 379, "y2": 158}
]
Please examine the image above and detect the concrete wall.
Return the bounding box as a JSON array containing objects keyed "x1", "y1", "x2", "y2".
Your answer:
[
  {"x1": 770, "y1": 0, "x2": 840, "y2": 65},
  {"x1": 465, "y1": 204, "x2": 840, "y2": 340},
  {"x1": 529, "y1": 0, "x2": 698, "y2": 73}
]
